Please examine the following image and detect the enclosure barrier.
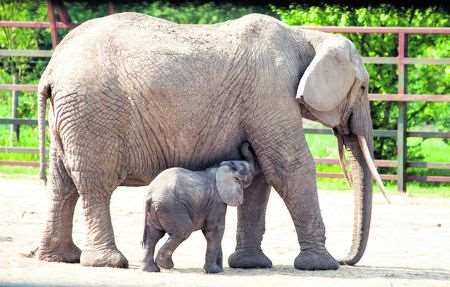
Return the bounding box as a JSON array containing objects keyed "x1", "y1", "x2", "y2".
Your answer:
[{"x1": 0, "y1": 0, "x2": 449, "y2": 192}]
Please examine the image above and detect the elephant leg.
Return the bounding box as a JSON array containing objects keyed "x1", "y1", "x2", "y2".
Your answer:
[
  {"x1": 73, "y1": 173, "x2": 127, "y2": 268},
  {"x1": 155, "y1": 215, "x2": 192, "y2": 270},
  {"x1": 142, "y1": 226, "x2": 165, "y2": 272},
  {"x1": 228, "y1": 173, "x2": 272, "y2": 268},
  {"x1": 246, "y1": 100, "x2": 338, "y2": 270},
  {"x1": 38, "y1": 151, "x2": 81, "y2": 263},
  {"x1": 216, "y1": 248, "x2": 223, "y2": 267},
  {"x1": 278, "y1": 151, "x2": 339, "y2": 270},
  {"x1": 202, "y1": 227, "x2": 225, "y2": 273},
  {"x1": 156, "y1": 234, "x2": 190, "y2": 269}
]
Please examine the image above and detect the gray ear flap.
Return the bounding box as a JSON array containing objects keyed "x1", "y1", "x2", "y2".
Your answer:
[
  {"x1": 297, "y1": 37, "x2": 356, "y2": 112},
  {"x1": 215, "y1": 165, "x2": 244, "y2": 207}
]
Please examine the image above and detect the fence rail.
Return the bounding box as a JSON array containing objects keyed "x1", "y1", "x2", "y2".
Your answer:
[{"x1": 1, "y1": 0, "x2": 449, "y2": 190}]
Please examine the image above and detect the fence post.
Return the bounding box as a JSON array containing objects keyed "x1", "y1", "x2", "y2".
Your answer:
[
  {"x1": 107, "y1": 0, "x2": 116, "y2": 14},
  {"x1": 397, "y1": 32, "x2": 408, "y2": 192},
  {"x1": 10, "y1": 68, "x2": 19, "y2": 145},
  {"x1": 47, "y1": 0, "x2": 59, "y2": 48}
]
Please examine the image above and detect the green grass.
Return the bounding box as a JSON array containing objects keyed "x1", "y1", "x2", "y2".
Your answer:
[
  {"x1": 0, "y1": 165, "x2": 39, "y2": 176},
  {"x1": 0, "y1": 126, "x2": 44, "y2": 161},
  {"x1": 0, "y1": 126, "x2": 448, "y2": 197},
  {"x1": 409, "y1": 136, "x2": 450, "y2": 162}
]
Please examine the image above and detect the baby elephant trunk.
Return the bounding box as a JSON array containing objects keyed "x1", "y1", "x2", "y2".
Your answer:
[{"x1": 240, "y1": 142, "x2": 260, "y2": 176}]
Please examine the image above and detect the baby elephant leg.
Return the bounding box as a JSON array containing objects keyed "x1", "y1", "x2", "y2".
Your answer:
[
  {"x1": 202, "y1": 226, "x2": 225, "y2": 274},
  {"x1": 142, "y1": 225, "x2": 165, "y2": 272},
  {"x1": 155, "y1": 212, "x2": 193, "y2": 269},
  {"x1": 156, "y1": 233, "x2": 191, "y2": 269}
]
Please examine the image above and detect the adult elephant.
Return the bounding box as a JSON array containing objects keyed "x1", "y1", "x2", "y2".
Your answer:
[{"x1": 37, "y1": 12, "x2": 385, "y2": 270}]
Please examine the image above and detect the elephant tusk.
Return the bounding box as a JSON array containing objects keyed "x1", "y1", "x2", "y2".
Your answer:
[
  {"x1": 337, "y1": 134, "x2": 352, "y2": 188},
  {"x1": 357, "y1": 135, "x2": 391, "y2": 204}
]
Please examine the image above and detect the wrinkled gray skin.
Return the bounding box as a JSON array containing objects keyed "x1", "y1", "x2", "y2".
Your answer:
[
  {"x1": 142, "y1": 144, "x2": 258, "y2": 273},
  {"x1": 38, "y1": 12, "x2": 375, "y2": 270}
]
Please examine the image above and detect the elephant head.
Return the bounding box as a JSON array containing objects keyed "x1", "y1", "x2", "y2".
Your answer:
[
  {"x1": 216, "y1": 159, "x2": 257, "y2": 207},
  {"x1": 294, "y1": 29, "x2": 388, "y2": 265}
]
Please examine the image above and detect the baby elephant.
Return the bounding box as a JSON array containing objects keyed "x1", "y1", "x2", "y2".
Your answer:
[{"x1": 142, "y1": 143, "x2": 258, "y2": 273}]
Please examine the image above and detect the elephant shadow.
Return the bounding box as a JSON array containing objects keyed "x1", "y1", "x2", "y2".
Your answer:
[{"x1": 162, "y1": 265, "x2": 450, "y2": 281}]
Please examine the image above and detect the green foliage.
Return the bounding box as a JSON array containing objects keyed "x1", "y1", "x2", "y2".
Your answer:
[
  {"x1": 273, "y1": 4, "x2": 450, "y2": 163},
  {"x1": 61, "y1": 1, "x2": 269, "y2": 25},
  {"x1": 122, "y1": 1, "x2": 270, "y2": 24},
  {"x1": 0, "y1": 1, "x2": 50, "y2": 128}
]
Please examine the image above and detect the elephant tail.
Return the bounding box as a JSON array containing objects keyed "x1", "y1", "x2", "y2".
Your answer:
[
  {"x1": 142, "y1": 193, "x2": 152, "y2": 248},
  {"x1": 38, "y1": 81, "x2": 50, "y2": 184}
]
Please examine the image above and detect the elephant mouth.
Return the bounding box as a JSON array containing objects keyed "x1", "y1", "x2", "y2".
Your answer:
[
  {"x1": 333, "y1": 128, "x2": 389, "y2": 202},
  {"x1": 234, "y1": 176, "x2": 244, "y2": 188},
  {"x1": 334, "y1": 124, "x2": 350, "y2": 136}
]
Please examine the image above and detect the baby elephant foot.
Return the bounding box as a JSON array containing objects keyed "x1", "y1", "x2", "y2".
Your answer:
[
  {"x1": 294, "y1": 248, "x2": 339, "y2": 270},
  {"x1": 37, "y1": 242, "x2": 81, "y2": 263},
  {"x1": 142, "y1": 263, "x2": 160, "y2": 272},
  {"x1": 204, "y1": 263, "x2": 223, "y2": 274},
  {"x1": 156, "y1": 254, "x2": 174, "y2": 269},
  {"x1": 80, "y1": 248, "x2": 128, "y2": 268},
  {"x1": 228, "y1": 249, "x2": 272, "y2": 269}
]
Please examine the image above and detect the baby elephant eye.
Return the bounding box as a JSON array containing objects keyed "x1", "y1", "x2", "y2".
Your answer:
[{"x1": 229, "y1": 162, "x2": 238, "y2": 171}]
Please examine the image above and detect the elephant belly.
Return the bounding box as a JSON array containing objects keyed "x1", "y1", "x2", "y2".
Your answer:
[{"x1": 121, "y1": 119, "x2": 244, "y2": 187}]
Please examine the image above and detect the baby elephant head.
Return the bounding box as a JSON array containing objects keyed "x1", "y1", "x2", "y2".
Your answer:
[{"x1": 215, "y1": 160, "x2": 256, "y2": 207}]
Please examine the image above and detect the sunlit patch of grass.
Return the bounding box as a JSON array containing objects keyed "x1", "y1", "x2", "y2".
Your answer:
[{"x1": 0, "y1": 166, "x2": 39, "y2": 176}]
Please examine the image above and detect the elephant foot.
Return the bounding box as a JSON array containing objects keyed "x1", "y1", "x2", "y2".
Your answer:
[
  {"x1": 294, "y1": 249, "x2": 339, "y2": 270},
  {"x1": 204, "y1": 263, "x2": 223, "y2": 274},
  {"x1": 37, "y1": 242, "x2": 81, "y2": 263},
  {"x1": 156, "y1": 254, "x2": 174, "y2": 269},
  {"x1": 80, "y1": 248, "x2": 128, "y2": 268},
  {"x1": 142, "y1": 263, "x2": 160, "y2": 272},
  {"x1": 228, "y1": 249, "x2": 272, "y2": 269}
]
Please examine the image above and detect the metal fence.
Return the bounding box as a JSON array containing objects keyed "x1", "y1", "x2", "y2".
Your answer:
[{"x1": 0, "y1": 0, "x2": 449, "y2": 192}]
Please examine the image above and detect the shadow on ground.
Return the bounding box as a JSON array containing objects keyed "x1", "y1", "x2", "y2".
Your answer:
[{"x1": 161, "y1": 265, "x2": 450, "y2": 281}]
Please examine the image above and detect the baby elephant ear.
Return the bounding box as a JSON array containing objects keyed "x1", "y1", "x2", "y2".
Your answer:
[{"x1": 216, "y1": 165, "x2": 244, "y2": 207}]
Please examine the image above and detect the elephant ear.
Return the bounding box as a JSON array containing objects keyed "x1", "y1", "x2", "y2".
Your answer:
[
  {"x1": 215, "y1": 164, "x2": 244, "y2": 207},
  {"x1": 297, "y1": 37, "x2": 358, "y2": 112}
]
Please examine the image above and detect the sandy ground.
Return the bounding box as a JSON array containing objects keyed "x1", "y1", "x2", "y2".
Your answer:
[{"x1": 0, "y1": 178, "x2": 449, "y2": 287}]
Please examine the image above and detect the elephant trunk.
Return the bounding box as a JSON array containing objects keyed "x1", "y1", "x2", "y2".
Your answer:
[
  {"x1": 240, "y1": 142, "x2": 260, "y2": 176},
  {"x1": 338, "y1": 133, "x2": 372, "y2": 265},
  {"x1": 338, "y1": 98, "x2": 374, "y2": 265}
]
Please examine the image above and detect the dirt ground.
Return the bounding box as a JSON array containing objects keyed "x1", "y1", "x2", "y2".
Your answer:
[{"x1": 0, "y1": 178, "x2": 449, "y2": 287}]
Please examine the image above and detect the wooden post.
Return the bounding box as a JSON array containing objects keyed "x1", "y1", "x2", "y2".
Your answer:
[
  {"x1": 107, "y1": 0, "x2": 115, "y2": 15},
  {"x1": 397, "y1": 32, "x2": 408, "y2": 192},
  {"x1": 10, "y1": 68, "x2": 19, "y2": 145},
  {"x1": 54, "y1": 0, "x2": 71, "y2": 25},
  {"x1": 47, "y1": 0, "x2": 58, "y2": 48}
]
